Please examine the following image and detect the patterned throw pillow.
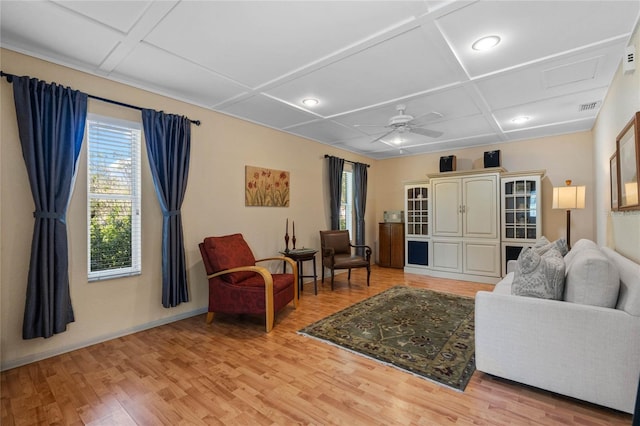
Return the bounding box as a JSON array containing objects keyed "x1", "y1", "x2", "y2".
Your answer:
[
  {"x1": 511, "y1": 247, "x2": 566, "y2": 300},
  {"x1": 533, "y1": 236, "x2": 569, "y2": 257}
]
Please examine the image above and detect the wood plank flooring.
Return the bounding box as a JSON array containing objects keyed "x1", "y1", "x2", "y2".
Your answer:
[{"x1": 1, "y1": 266, "x2": 633, "y2": 425}]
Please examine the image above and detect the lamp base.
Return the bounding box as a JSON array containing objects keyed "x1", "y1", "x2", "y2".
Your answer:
[{"x1": 566, "y1": 209, "x2": 571, "y2": 250}]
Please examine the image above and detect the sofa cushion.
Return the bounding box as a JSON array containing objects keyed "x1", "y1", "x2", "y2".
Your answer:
[
  {"x1": 511, "y1": 247, "x2": 565, "y2": 300},
  {"x1": 564, "y1": 247, "x2": 620, "y2": 308},
  {"x1": 564, "y1": 238, "x2": 598, "y2": 269}
]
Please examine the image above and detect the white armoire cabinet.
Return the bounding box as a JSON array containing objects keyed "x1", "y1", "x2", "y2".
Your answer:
[{"x1": 428, "y1": 169, "x2": 503, "y2": 282}]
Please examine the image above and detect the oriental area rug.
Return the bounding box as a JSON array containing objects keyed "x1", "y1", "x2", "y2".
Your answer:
[{"x1": 299, "y1": 286, "x2": 476, "y2": 391}]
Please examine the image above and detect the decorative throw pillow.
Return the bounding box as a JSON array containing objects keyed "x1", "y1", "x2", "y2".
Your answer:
[
  {"x1": 533, "y1": 236, "x2": 550, "y2": 249},
  {"x1": 533, "y1": 237, "x2": 568, "y2": 257},
  {"x1": 203, "y1": 234, "x2": 257, "y2": 284},
  {"x1": 511, "y1": 247, "x2": 566, "y2": 300},
  {"x1": 564, "y1": 247, "x2": 620, "y2": 308}
]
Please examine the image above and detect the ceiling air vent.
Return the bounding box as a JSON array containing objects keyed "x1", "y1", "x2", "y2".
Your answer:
[
  {"x1": 623, "y1": 44, "x2": 636, "y2": 74},
  {"x1": 578, "y1": 101, "x2": 600, "y2": 112}
]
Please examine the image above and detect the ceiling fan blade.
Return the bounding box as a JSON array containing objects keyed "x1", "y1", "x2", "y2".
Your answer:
[
  {"x1": 370, "y1": 128, "x2": 397, "y2": 143},
  {"x1": 408, "y1": 111, "x2": 443, "y2": 127},
  {"x1": 410, "y1": 127, "x2": 443, "y2": 138},
  {"x1": 354, "y1": 124, "x2": 388, "y2": 128}
]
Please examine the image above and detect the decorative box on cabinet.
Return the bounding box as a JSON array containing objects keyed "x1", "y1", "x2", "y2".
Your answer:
[
  {"x1": 378, "y1": 222, "x2": 405, "y2": 268},
  {"x1": 500, "y1": 171, "x2": 544, "y2": 276},
  {"x1": 404, "y1": 182, "x2": 430, "y2": 273},
  {"x1": 428, "y1": 169, "x2": 503, "y2": 283}
]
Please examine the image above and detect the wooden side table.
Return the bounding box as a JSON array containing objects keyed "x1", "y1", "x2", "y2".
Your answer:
[{"x1": 280, "y1": 249, "x2": 318, "y2": 296}]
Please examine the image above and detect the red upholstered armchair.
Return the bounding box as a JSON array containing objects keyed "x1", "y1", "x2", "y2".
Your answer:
[{"x1": 198, "y1": 233, "x2": 298, "y2": 332}]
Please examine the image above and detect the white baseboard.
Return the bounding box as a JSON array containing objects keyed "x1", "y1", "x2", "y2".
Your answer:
[{"x1": 1, "y1": 307, "x2": 208, "y2": 372}]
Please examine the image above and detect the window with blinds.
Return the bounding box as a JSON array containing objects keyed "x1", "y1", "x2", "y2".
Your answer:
[
  {"x1": 87, "y1": 114, "x2": 142, "y2": 281},
  {"x1": 340, "y1": 170, "x2": 353, "y2": 237}
]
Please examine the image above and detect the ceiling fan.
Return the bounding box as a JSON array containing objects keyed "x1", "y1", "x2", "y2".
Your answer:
[{"x1": 355, "y1": 104, "x2": 444, "y2": 145}]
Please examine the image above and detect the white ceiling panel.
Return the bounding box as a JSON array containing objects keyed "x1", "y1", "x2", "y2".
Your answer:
[
  {"x1": 1, "y1": 1, "x2": 122, "y2": 68},
  {"x1": 143, "y1": 1, "x2": 428, "y2": 88},
  {"x1": 334, "y1": 135, "x2": 387, "y2": 152},
  {"x1": 504, "y1": 119, "x2": 594, "y2": 142},
  {"x1": 220, "y1": 94, "x2": 320, "y2": 129},
  {"x1": 425, "y1": 114, "x2": 497, "y2": 140},
  {"x1": 436, "y1": 0, "x2": 639, "y2": 77},
  {"x1": 494, "y1": 88, "x2": 608, "y2": 132},
  {"x1": 286, "y1": 120, "x2": 366, "y2": 143},
  {"x1": 1, "y1": 1, "x2": 638, "y2": 159},
  {"x1": 111, "y1": 43, "x2": 248, "y2": 107},
  {"x1": 53, "y1": 0, "x2": 153, "y2": 33},
  {"x1": 407, "y1": 133, "x2": 501, "y2": 155},
  {"x1": 476, "y1": 42, "x2": 625, "y2": 110},
  {"x1": 264, "y1": 25, "x2": 461, "y2": 116}
]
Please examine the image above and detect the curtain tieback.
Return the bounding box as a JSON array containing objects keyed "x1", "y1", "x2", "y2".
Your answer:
[
  {"x1": 164, "y1": 210, "x2": 181, "y2": 217},
  {"x1": 33, "y1": 210, "x2": 65, "y2": 223}
]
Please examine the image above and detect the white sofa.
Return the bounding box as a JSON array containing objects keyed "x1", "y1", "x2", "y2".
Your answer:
[{"x1": 475, "y1": 239, "x2": 640, "y2": 413}]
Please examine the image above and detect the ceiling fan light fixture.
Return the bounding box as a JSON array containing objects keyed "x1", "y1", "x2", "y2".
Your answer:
[
  {"x1": 472, "y1": 35, "x2": 501, "y2": 51},
  {"x1": 301, "y1": 98, "x2": 319, "y2": 107},
  {"x1": 511, "y1": 115, "x2": 531, "y2": 124}
]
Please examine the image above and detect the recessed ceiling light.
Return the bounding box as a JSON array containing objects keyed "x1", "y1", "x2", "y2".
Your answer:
[
  {"x1": 302, "y1": 98, "x2": 319, "y2": 107},
  {"x1": 472, "y1": 35, "x2": 501, "y2": 51},
  {"x1": 511, "y1": 116, "x2": 530, "y2": 124}
]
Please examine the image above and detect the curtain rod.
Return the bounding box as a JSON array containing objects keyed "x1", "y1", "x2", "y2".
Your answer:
[
  {"x1": 0, "y1": 71, "x2": 201, "y2": 126},
  {"x1": 324, "y1": 154, "x2": 370, "y2": 168}
]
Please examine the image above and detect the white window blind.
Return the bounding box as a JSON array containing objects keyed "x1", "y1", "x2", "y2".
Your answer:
[
  {"x1": 340, "y1": 170, "x2": 354, "y2": 238},
  {"x1": 87, "y1": 114, "x2": 142, "y2": 281}
]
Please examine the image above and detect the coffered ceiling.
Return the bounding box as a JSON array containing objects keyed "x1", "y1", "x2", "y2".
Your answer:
[{"x1": 2, "y1": 1, "x2": 639, "y2": 159}]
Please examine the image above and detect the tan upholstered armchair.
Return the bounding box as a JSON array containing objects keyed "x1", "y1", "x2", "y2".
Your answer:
[
  {"x1": 319, "y1": 230, "x2": 372, "y2": 290},
  {"x1": 199, "y1": 233, "x2": 298, "y2": 332}
]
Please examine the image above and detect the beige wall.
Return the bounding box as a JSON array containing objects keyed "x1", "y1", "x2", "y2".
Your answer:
[
  {"x1": 593, "y1": 23, "x2": 640, "y2": 262},
  {"x1": 373, "y1": 132, "x2": 596, "y2": 246},
  {"x1": 0, "y1": 49, "x2": 376, "y2": 369}
]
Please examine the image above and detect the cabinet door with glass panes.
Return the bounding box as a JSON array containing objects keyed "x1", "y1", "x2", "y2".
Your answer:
[
  {"x1": 501, "y1": 176, "x2": 542, "y2": 242},
  {"x1": 404, "y1": 183, "x2": 430, "y2": 270},
  {"x1": 405, "y1": 184, "x2": 429, "y2": 237},
  {"x1": 500, "y1": 174, "x2": 543, "y2": 275}
]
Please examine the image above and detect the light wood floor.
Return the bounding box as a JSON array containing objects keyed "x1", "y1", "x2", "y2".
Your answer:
[{"x1": 1, "y1": 266, "x2": 633, "y2": 425}]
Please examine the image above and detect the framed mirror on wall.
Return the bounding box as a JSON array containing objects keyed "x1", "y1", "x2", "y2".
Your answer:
[{"x1": 616, "y1": 112, "x2": 640, "y2": 211}]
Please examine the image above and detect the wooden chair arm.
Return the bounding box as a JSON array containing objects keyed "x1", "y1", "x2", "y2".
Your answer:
[
  {"x1": 350, "y1": 243, "x2": 372, "y2": 250},
  {"x1": 350, "y1": 244, "x2": 372, "y2": 260},
  {"x1": 206, "y1": 265, "x2": 269, "y2": 280},
  {"x1": 207, "y1": 265, "x2": 275, "y2": 332}
]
